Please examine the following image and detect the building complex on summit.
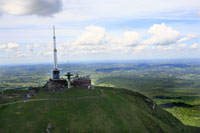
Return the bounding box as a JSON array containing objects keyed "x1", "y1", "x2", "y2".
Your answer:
[{"x1": 46, "y1": 26, "x2": 92, "y2": 91}]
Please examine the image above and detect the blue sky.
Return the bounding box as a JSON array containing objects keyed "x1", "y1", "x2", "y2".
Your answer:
[{"x1": 0, "y1": 0, "x2": 200, "y2": 65}]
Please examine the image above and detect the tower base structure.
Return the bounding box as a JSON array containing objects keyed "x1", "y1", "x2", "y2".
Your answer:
[
  {"x1": 45, "y1": 78, "x2": 68, "y2": 91},
  {"x1": 53, "y1": 69, "x2": 60, "y2": 79}
]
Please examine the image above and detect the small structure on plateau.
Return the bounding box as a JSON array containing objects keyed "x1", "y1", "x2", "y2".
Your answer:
[
  {"x1": 72, "y1": 75, "x2": 92, "y2": 88},
  {"x1": 44, "y1": 26, "x2": 92, "y2": 90}
]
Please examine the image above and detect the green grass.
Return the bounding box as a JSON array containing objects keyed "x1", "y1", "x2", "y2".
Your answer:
[
  {"x1": 95, "y1": 73, "x2": 200, "y2": 127},
  {"x1": 0, "y1": 89, "x2": 26, "y2": 103},
  {"x1": 33, "y1": 87, "x2": 102, "y2": 99},
  {"x1": 0, "y1": 87, "x2": 199, "y2": 133},
  {"x1": 1, "y1": 63, "x2": 200, "y2": 129},
  {"x1": 167, "y1": 107, "x2": 200, "y2": 127}
]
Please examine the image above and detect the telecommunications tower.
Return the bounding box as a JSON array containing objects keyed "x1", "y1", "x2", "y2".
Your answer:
[{"x1": 52, "y1": 26, "x2": 60, "y2": 80}]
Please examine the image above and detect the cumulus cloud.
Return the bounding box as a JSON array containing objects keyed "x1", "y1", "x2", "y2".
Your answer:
[
  {"x1": 143, "y1": 23, "x2": 180, "y2": 45},
  {"x1": 177, "y1": 33, "x2": 196, "y2": 43},
  {"x1": 27, "y1": 43, "x2": 40, "y2": 52},
  {"x1": 0, "y1": 0, "x2": 62, "y2": 16},
  {"x1": 37, "y1": 43, "x2": 53, "y2": 57},
  {"x1": 155, "y1": 45, "x2": 173, "y2": 51},
  {"x1": 198, "y1": 11, "x2": 200, "y2": 16},
  {"x1": 7, "y1": 43, "x2": 20, "y2": 49},
  {"x1": 0, "y1": 43, "x2": 19, "y2": 50},
  {"x1": 76, "y1": 25, "x2": 106, "y2": 45},
  {"x1": 1, "y1": 24, "x2": 198, "y2": 61},
  {"x1": 190, "y1": 43, "x2": 199, "y2": 48},
  {"x1": 123, "y1": 31, "x2": 140, "y2": 45},
  {"x1": 74, "y1": 25, "x2": 141, "y2": 55},
  {"x1": 70, "y1": 24, "x2": 197, "y2": 55},
  {"x1": 134, "y1": 45, "x2": 147, "y2": 52},
  {"x1": 0, "y1": 44, "x2": 6, "y2": 49},
  {"x1": 0, "y1": 43, "x2": 23, "y2": 56},
  {"x1": 153, "y1": 43, "x2": 198, "y2": 52},
  {"x1": 175, "y1": 44, "x2": 187, "y2": 50},
  {"x1": 71, "y1": 25, "x2": 143, "y2": 55}
]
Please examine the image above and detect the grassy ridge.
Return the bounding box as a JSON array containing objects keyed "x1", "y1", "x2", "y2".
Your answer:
[
  {"x1": 95, "y1": 73, "x2": 200, "y2": 127},
  {"x1": 0, "y1": 87, "x2": 199, "y2": 132}
]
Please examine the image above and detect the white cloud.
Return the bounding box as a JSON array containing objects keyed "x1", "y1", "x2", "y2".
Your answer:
[
  {"x1": 0, "y1": 43, "x2": 23, "y2": 56},
  {"x1": 178, "y1": 44, "x2": 187, "y2": 47},
  {"x1": 134, "y1": 45, "x2": 147, "y2": 52},
  {"x1": 75, "y1": 25, "x2": 140, "y2": 54},
  {"x1": 27, "y1": 43, "x2": 40, "y2": 52},
  {"x1": 0, "y1": 43, "x2": 20, "y2": 50},
  {"x1": 190, "y1": 43, "x2": 199, "y2": 48},
  {"x1": 198, "y1": 11, "x2": 200, "y2": 16},
  {"x1": 123, "y1": 31, "x2": 140, "y2": 45},
  {"x1": 153, "y1": 43, "x2": 197, "y2": 52},
  {"x1": 156, "y1": 45, "x2": 173, "y2": 51},
  {"x1": 143, "y1": 23, "x2": 180, "y2": 45},
  {"x1": 0, "y1": 0, "x2": 62, "y2": 16},
  {"x1": 76, "y1": 26, "x2": 144, "y2": 55},
  {"x1": 177, "y1": 33, "x2": 196, "y2": 43},
  {"x1": 60, "y1": 24, "x2": 197, "y2": 55},
  {"x1": 0, "y1": 44, "x2": 6, "y2": 49},
  {"x1": 176, "y1": 44, "x2": 187, "y2": 50},
  {"x1": 7, "y1": 43, "x2": 19, "y2": 49},
  {"x1": 76, "y1": 25, "x2": 106, "y2": 45},
  {"x1": 37, "y1": 43, "x2": 53, "y2": 57},
  {"x1": 0, "y1": 24, "x2": 199, "y2": 63}
]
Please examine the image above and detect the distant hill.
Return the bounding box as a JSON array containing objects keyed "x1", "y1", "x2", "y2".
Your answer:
[
  {"x1": 0, "y1": 87, "x2": 199, "y2": 132},
  {"x1": 94, "y1": 63, "x2": 190, "y2": 73}
]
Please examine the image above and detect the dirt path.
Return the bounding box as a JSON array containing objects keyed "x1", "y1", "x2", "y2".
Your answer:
[{"x1": 0, "y1": 95, "x2": 106, "y2": 106}]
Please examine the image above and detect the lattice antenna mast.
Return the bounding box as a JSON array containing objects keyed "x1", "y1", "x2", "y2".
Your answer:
[{"x1": 53, "y1": 26, "x2": 58, "y2": 69}]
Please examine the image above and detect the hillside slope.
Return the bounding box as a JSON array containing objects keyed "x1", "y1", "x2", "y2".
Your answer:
[{"x1": 0, "y1": 87, "x2": 199, "y2": 133}]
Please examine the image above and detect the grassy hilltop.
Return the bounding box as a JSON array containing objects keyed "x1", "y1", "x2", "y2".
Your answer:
[{"x1": 0, "y1": 87, "x2": 199, "y2": 133}]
